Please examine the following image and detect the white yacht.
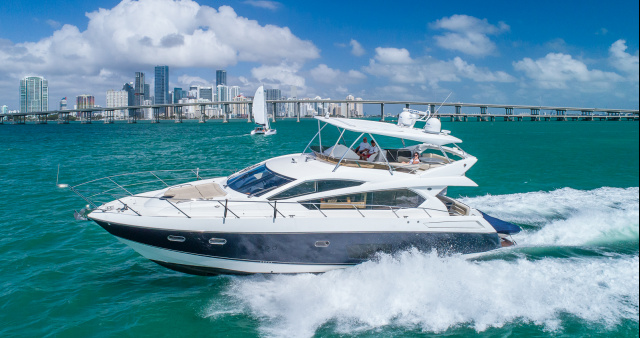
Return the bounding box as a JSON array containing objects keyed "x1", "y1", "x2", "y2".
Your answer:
[
  {"x1": 250, "y1": 86, "x2": 276, "y2": 135},
  {"x1": 75, "y1": 109, "x2": 520, "y2": 275}
]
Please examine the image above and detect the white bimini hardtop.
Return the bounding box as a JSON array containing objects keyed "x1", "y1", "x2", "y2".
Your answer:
[{"x1": 73, "y1": 108, "x2": 520, "y2": 276}]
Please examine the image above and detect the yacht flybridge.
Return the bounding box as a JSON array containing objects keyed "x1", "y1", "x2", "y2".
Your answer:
[{"x1": 73, "y1": 109, "x2": 521, "y2": 275}]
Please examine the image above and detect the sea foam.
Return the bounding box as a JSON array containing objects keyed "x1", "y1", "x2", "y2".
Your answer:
[{"x1": 208, "y1": 187, "x2": 639, "y2": 337}]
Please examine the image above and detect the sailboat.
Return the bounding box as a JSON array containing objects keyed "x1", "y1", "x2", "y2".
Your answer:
[{"x1": 250, "y1": 86, "x2": 277, "y2": 135}]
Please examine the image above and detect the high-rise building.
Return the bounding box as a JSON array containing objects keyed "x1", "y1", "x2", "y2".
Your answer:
[
  {"x1": 144, "y1": 84, "x2": 151, "y2": 101},
  {"x1": 229, "y1": 86, "x2": 240, "y2": 100},
  {"x1": 173, "y1": 87, "x2": 183, "y2": 103},
  {"x1": 134, "y1": 72, "x2": 145, "y2": 106},
  {"x1": 122, "y1": 82, "x2": 134, "y2": 106},
  {"x1": 216, "y1": 85, "x2": 229, "y2": 102},
  {"x1": 106, "y1": 90, "x2": 128, "y2": 119},
  {"x1": 265, "y1": 88, "x2": 281, "y2": 116},
  {"x1": 1, "y1": 105, "x2": 8, "y2": 115},
  {"x1": 154, "y1": 65, "x2": 169, "y2": 104},
  {"x1": 199, "y1": 87, "x2": 213, "y2": 101},
  {"x1": 20, "y1": 76, "x2": 48, "y2": 113},
  {"x1": 60, "y1": 97, "x2": 67, "y2": 110},
  {"x1": 216, "y1": 70, "x2": 226, "y2": 87},
  {"x1": 76, "y1": 95, "x2": 95, "y2": 109}
]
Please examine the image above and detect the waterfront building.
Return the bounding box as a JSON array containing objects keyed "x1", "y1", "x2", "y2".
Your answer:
[
  {"x1": 199, "y1": 87, "x2": 213, "y2": 101},
  {"x1": 265, "y1": 88, "x2": 281, "y2": 116},
  {"x1": 216, "y1": 85, "x2": 229, "y2": 102},
  {"x1": 106, "y1": 90, "x2": 128, "y2": 119},
  {"x1": 1, "y1": 105, "x2": 8, "y2": 115},
  {"x1": 154, "y1": 65, "x2": 169, "y2": 105},
  {"x1": 355, "y1": 97, "x2": 364, "y2": 117},
  {"x1": 231, "y1": 94, "x2": 249, "y2": 118},
  {"x1": 122, "y1": 82, "x2": 134, "y2": 106},
  {"x1": 76, "y1": 95, "x2": 95, "y2": 109},
  {"x1": 173, "y1": 87, "x2": 183, "y2": 103},
  {"x1": 60, "y1": 97, "x2": 67, "y2": 110},
  {"x1": 229, "y1": 86, "x2": 240, "y2": 101},
  {"x1": 144, "y1": 84, "x2": 152, "y2": 102},
  {"x1": 20, "y1": 76, "x2": 48, "y2": 113},
  {"x1": 134, "y1": 72, "x2": 145, "y2": 106},
  {"x1": 216, "y1": 70, "x2": 226, "y2": 86}
]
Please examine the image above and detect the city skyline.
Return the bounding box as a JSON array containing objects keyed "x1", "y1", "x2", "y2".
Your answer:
[{"x1": 0, "y1": 0, "x2": 638, "y2": 111}]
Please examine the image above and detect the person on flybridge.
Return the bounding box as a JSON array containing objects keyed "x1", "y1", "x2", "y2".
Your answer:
[
  {"x1": 354, "y1": 136, "x2": 370, "y2": 157},
  {"x1": 360, "y1": 140, "x2": 379, "y2": 161}
]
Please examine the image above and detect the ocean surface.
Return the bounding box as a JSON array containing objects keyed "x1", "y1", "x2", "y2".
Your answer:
[{"x1": 0, "y1": 118, "x2": 638, "y2": 337}]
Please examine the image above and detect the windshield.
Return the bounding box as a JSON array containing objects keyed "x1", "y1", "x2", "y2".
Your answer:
[{"x1": 227, "y1": 164, "x2": 294, "y2": 196}]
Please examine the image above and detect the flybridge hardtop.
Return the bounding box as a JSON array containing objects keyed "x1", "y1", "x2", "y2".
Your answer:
[
  {"x1": 72, "y1": 111, "x2": 521, "y2": 276},
  {"x1": 314, "y1": 116, "x2": 462, "y2": 146}
]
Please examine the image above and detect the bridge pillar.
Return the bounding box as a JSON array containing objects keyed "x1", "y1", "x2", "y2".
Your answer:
[
  {"x1": 152, "y1": 107, "x2": 160, "y2": 123},
  {"x1": 80, "y1": 111, "x2": 92, "y2": 124},
  {"x1": 556, "y1": 109, "x2": 566, "y2": 121},
  {"x1": 58, "y1": 112, "x2": 69, "y2": 124},
  {"x1": 380, "y1": 103, "x2": 385, "y2": 121},
  {"x1": 36, "y1": 114, "x2": 48, "y2": 124},
  {"x1": 199, "y1": 105, "x2": 207, "y2": 123},
  {"x1": 104, "y1": 110, "x2": 114, "y2": 123},
  {"x1": 175, "y1": 106, "x2": 183, "y2": 123},
  {"x1": 248, "y1": 103, "x2": 253, "y2": 123},
  {"x1": 405, "y1": 103, "x2": 410, "y2": 111},
  {"x1": 297, "y1": 102, "x2": 301, "y2": 122},
  {"x1": 455, "y1": 105, "x2": 461, "y2": 115},
  {"x1": 272, "y1": 102, "x2": 276, "y2": 122},
  {"x1": 127, "y1": 108, "x2": 137, "y2": 123},
  {"x1": 530, "y1": 108, "x2": 540, "y2": 121}
]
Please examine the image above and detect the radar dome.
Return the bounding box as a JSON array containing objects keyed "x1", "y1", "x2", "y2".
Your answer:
[
  {"x1": 397, "y1": 110, "x2": 415, "y2": 127},
  {"x1": 423, "y1": 118, "x2": 442, "y2": 134}
]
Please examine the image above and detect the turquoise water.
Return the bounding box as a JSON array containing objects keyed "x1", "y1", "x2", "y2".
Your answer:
[{"x1": 1, "y1": 119, "x2": 638, "y2": 337}]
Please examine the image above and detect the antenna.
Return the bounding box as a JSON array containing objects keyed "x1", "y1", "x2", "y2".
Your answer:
[
  {"x1": 435, "y1": 92, "x2": 452, "y2": 114},
  {"x1": 426, "y1": 92, "x2": 452, "y2": 122}
]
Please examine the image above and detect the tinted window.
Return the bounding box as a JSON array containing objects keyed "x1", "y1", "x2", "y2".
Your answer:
[
  {"x1": 301, "y1": 189, "x2": 424, "y2": 210},
  {"x1": 227, "y1": 164, "x2": 294, "y2": 196},
  {"x1": 270, "y1": 180, "x2": 363, "y2": 200}
]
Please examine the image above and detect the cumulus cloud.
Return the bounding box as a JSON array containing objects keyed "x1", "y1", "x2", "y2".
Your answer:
[
  {"x1": 608, "y1": 39, "x2": 639, "y2": 80},
  {"x1": 430, "y1": 15, "x2": 509, "y2": 56},
  {"x1": 364, "y1": 48, "x2": 514, "y2": 87},
  {"x1": 243, "y1": 0, "x2": 281, "y2": 10},
  {"x1": 350, "y1": 39, "x2": 365, "y2": 56},
  {"x1": 310, "y1": 64, "x2": 366, "y2": 84},
  {"x1": 513, "y1": 52, "x2": 624, "y2": 90},
  {"x1": 0, "y1": 0, "x2": 319, "y2": 106},
  {"x1": 251, "y1": 62, "x2": 305, "y2": 87},
  {"x1": 374, "y1": 47, "x2": 413, "y2": 64}
]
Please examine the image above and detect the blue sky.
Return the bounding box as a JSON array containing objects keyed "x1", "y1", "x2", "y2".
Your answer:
[{"x1": 0, "y1": 0, "x2": 638, "y2": 112}]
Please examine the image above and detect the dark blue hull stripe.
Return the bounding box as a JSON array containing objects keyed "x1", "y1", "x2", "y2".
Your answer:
[{"x1": 95, "y1": 220, "x2": 501, "y2": 266}]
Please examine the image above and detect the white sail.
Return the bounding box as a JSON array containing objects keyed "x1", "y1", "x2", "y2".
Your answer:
[{"x1": 253, "y1": 86, "x2": 268, "y2": 128}]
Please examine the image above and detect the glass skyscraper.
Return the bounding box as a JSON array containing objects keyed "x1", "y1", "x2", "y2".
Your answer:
[
  {"x1": 134, "y1": 72, "x2": 145, "y2": 106},
  {"x1": 20, "y1": 76, "x2": 48, "y2": 113},
  {"x1": 154, "y1": 65, "x2": 169, "y2": 104},
  {"x1": 216, "y1": 70, "x2": 226, "y2": 87}
]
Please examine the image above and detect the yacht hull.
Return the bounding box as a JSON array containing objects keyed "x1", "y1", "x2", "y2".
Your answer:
[{"x1": 93, "y1": 220, "x2": 500, "y2": 275}]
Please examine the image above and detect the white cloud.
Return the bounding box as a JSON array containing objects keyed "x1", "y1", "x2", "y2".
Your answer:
[
  {"x1": 310, "y1": 64, "x2": 367, "y2": 84},
  {"x1": 364, "y1": 50, "x2": 514, "y2": 87},
  {"x1": 608, "y1": 39, "x2": 639, "y2": 80},
  {"x1": 430, "y1": 15, "x2": 509, "y2": 56},
  {"x1": 374, "y1": 47, "x2": 413, "y2": 64},
  {"x1": 0, "y1": 0, "x2": 319, "y2": 107},
  {"x1": 243, "y1": 0, "x2": 281, "y2": 10},
  {"x1": 177, "y1": 75, "x2": 210, "y2": 87},
  {"x1": 350, "y1": 39, "x2": 365, "y2": 56},
  {"x1": 251, "y1": 62, "x2": 305, "y2": 87},
  {"x1": 513, "y1": 52, "x2": 624, "y2": 90}
]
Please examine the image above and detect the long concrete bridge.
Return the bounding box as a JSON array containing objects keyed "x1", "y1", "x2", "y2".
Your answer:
[{"x1": 1, "y1": 99, "x2": 638, "y2": 124}]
